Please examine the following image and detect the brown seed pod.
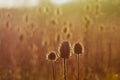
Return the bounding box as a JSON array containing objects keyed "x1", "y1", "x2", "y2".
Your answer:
[
  {"x1": 55, "y1": 33, "x2": 61, "y2": 42},
  {"x1": 47, "y1": 51, "x2": 57, "y2": 61},
  {"x1": 59, "y1": 41, "x2": 71, "y2": 59},
  {"x1": 74, "y1": 42, "x2": 83, "y2": 54},
  {"x1": 66, "y1": 32, "x2": 72, "y2": 39},
  {"x1": 49, "y1": 19, "x2": 58, "y2": 25},
  {"x1": 99, "y1": 25, "x2": 104, "y2": 31},
  {"x1": 19, "y1": 34, "x2": 24, "y2": 41},
  {"x1": 63, "y1": 27, "x2": 68, "y2": 34}
]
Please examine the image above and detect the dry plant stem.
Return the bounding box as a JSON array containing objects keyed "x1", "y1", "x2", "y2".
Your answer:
[
  {"x1": 63, "y1": 58, "x2": 67, "y2": 80},
  {"x1": 77, "y1": 54, "x2": 80, "y2": 80},
  {"x1": 51, "y1": 62, "x2": 55, "y2": 80}
]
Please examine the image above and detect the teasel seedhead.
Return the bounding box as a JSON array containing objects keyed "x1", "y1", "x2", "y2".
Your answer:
[
  {"x1": 46, "y1": 51, "x2": 57, "y2": 61},
  {"x1": 59, "y1": 41, "x2": 71, "y2": 59},
  {"x1": 74, "y1": 42, "x2": 84, "y2": 54}
]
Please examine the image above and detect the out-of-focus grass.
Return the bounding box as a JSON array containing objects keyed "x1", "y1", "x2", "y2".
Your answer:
[{"x1": 0, "y1": 0, "x2": 120, "y2": 80}]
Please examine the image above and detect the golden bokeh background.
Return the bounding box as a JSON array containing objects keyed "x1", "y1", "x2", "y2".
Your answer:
[{"x1": 0, "y1": 0, "x2": 120, "y2": 80}]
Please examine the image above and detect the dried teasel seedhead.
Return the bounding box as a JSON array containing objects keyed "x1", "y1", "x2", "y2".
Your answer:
[
  {"x1": 74, "y1": 42, "x2": 84, "y2": 54},
  {"x1": 46, "y1": 51, "x2": 57, "y2": 61},
  {"x1": 55, "y1": 33, "x2": 61, "y2": 42},
  {"x1": 63, "y1": 27, "x2": 68, "y2": 34},
  {"x1": 59, "y1": 41, "x2": 71, "y2": 59}
]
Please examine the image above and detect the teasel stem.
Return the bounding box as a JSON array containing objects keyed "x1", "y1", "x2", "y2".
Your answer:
[
  {"x1": 46, "y1": 51, "x2": 57, "y2": 80},
  {"x1": 59, "y1": 41, "x2": 70, "y2": 80},
  {"x1": 63, "y1": 58, "x2": 67, "y2": 80},
  {"x1": 77, "y1": 54, "x2": 80, "y2": 80},
  {"x1": 73, "y1": 42, "x2": 84, "y2": 80},
  {"x1": 51, "y1": 62, "x2": 55, "y2": 80}
]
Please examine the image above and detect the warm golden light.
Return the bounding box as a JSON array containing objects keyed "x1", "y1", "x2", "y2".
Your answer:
[
  {"x1": 0, "y1": 0, "x2": 40, "y2": 8},
  {"x1": 51, "y1": 0, "x2": 72, "y2": 5}
]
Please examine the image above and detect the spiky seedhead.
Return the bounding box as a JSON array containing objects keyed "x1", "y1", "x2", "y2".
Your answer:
[
  {"x1": 74, "y1": 42, "x2": 83, "y2": 54},
  {"x1": 46, "y1": 51, "x2": 57, "y2": 61},
  {"x1": 59, "y1": 41, "x2": 71, "y2": 59}
]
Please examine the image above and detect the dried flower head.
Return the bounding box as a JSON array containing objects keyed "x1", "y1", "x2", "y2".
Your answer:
[
  {"x1": 63, "y1": 27, "x2": 68, "y2": 34},
  {"x1": 66, "y1": 32, "x2": 72, "y2": 39},
  {"x1": 47, "y1": 51, "x2": 57, "y2": 61},
  {"x1": 74, "y1": 42, "x2": 83, "y2": 54},
  {"x1": 55, "y1": 33, "x2": 61, "y2": 42},
  {"x1": 59, "y1": 41, "x2": 71, "y2": 59}
]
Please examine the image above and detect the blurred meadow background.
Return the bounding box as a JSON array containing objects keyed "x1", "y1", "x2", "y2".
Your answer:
[{"x1": 0, "y1": 0, "x2": 120, "y2": 80}]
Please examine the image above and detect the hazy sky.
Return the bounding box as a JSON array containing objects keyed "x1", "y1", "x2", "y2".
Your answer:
[
  {"x1": 0, "y1": 0, "x2": 40, "y2": 8},
  {"x1": 0, "y1": 0, "x2": 75, "y2": 8},
  {"x1": 0, "y1": 0, "x2": 119, "y2": 9}
]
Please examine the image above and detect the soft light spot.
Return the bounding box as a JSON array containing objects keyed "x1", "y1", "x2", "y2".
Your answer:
[
  {"x1": 51, "y1": 0, "x2": 72, "y2": 5},
  {"x1": 0, "y1": 0, "x2": 40, "y2": 8}
]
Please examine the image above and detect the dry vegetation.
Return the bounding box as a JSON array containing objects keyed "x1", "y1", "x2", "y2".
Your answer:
[{"x1": 0, "y1": 0, "x2": 120, "y2": 80}]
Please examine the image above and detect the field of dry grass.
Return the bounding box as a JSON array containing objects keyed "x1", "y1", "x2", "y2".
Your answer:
[{"x1": 0, "y1": 0, "x2": 120, "y2": 80}]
